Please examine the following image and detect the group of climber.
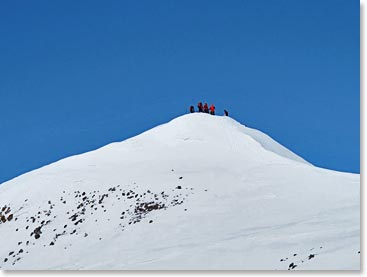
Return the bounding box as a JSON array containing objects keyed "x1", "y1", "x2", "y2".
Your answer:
[
  {"x1": 189, "y1": 102, "x2": 229, "y2": 116},
  {"x1": 190, "y1": 102, "x2": 215, "y2": 115}
]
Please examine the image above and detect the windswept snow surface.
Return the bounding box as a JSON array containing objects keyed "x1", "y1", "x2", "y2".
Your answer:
[{"x1": 0, "y1": 114, "x2": 360, "y2": 270}]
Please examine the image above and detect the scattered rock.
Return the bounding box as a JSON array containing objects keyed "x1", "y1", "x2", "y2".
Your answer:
[
  {"x1": 69, "y1": 214, "x2": 78, "y2": 221},
  {"x1": 33, "y1": 226, "x2": 42, "y2": 239},
  {"x1": 288, "y1": 262, "x2": 297, "y2": 270},
  {"x1": 5, "y1": 207, "x2": 11, "y2": 214}
]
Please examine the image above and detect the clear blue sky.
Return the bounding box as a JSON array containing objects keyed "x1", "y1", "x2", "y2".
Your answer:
[{"x1": 0, "y1": 1, "x2": 359, "y2": 184}]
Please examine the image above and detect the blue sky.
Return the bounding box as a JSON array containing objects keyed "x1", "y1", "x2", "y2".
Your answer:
[{"x1": 0, "y1": 1, "x2": 359, "y2": 183}]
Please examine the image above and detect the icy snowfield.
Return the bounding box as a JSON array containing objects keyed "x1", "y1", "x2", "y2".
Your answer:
[{"x1": 0, "y1": 113, "x2": 360, "y2": 270}]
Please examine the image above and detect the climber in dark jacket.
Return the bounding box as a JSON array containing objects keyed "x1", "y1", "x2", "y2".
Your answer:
[
  {"x1": 190, "y1": 106, "x2": 195, "y2": 113},
  {"x1": 203, "y1": 103, "x2": 209, "y2": 113},
  {"x1": 224, "y1": 109, "x2": 229, "y2": 116},
  {"x1": 197, "y1": 102, "x2": 203, "y2": 112}
]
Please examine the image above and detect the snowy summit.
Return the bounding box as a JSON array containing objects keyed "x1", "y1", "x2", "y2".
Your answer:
[{"x1": 0, "y1": 113, "x2": 360, "y2": 270}]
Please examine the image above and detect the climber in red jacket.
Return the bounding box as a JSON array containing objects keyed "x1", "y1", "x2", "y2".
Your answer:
[{"x1": 209, "y1": 104, "x2": 215, "y2": 115}]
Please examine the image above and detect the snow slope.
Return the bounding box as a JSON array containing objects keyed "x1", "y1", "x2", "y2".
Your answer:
[{"x1": 0, "y1": 113, "x2": 360, "y2": 270}]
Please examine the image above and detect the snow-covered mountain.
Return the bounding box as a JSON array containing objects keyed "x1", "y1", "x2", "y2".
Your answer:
[{"x1": 0, "y1": 114, "x2": 360, "y2": 270}]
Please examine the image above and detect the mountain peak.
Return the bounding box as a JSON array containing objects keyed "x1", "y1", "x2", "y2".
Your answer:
[
  {"x1": 0, "y1": 113, "x2": 359, "y2": 270},
  {"x1": 130, "y1": 113, "x2": 310, "y2": 165}
]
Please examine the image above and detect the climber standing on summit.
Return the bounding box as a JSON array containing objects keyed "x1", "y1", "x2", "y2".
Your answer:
[
  {"x1": 198, "y1": 102, "x2": 203, "y2": 113},
  {"x1": 209, "y1": 104, "x2": 215, "y2": 115},
  {"x1": 203, "y1": 103, "x2": 209, "y2": 113}
]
